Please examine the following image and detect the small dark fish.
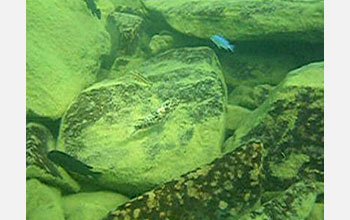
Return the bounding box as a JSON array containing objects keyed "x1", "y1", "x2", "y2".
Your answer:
[
  {"x1": 47, "y1": 150, "x2": 101, "y2": 178},
  {"x1": 84, "y1": 0, "x2": 101, "y2": 19}
]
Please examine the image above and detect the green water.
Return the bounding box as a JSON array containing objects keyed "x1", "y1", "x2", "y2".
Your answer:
[{"x1": 26, "y1": 0, "x2": 324, "y2": 219}]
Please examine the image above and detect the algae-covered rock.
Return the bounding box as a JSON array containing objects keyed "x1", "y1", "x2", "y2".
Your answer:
[
  {"x1": 102, "y1": 12, "x2": 144, "y2": 69},
  {"x1": 104, "y1": 141, "x2": 265, "y2": 220},
  {"x1": 26, "y1": 0, "x2": 110, "y2": 119},
  {"x1": 26, "y1": 179, "x2": 64, "y2": 220},
  {"x1": 149, "y1": 34, "x2": 174, "y2": 54},
  {"x1": 230, "y1": 61, "x2": 324, "y2": 190},
  {"x1": 239, "y1": 181, "x2": 318, "y2": 220},
  {"x1": 225, "y1": 105, "x2": 252, "y2": 131},
  {"x1": 306, "y1": 203, "x2": 324, "y2": 220},
  {"x1": 269, "y1": 152, "x2": 310, "y2": 180},
  {"x1": 144, "y1": 0, "x2": 324, "y2": 43},
  {"x1": 26, "y1": 123, "x2": 80, "y2": 193},
  {"x1": 228, "y1": 84, "x2": 274, "y2": 110},
  {"x1": 221, "y1": 47, "x2": 303, "y2": 90},
  {"x1": 58, "y1": 47, "x2": 227, "y2": 196},
  {"x1": 63, "y1": 191, "x2": 129, "y2": 220}
]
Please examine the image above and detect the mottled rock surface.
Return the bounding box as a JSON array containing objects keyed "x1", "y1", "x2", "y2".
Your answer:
[
  {"x1": 57, "y1": 47, "x2": 227, "y2": 196},
  {"x1": 144, "y1": 0, "x2": 324, "y2": 43},
  {"x1": 104, "y1": 141, "x2": 265, "y2": 220},
  {"x1": 231, "y1": 62, "x2": 324, "y2": 191},
  {"x1": 26, "y1": 0, "x2": 110, "y2": 119}
]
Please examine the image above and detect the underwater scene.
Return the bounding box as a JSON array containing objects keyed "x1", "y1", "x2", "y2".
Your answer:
[{"x1": 26, "y1": 0, "x2": 324, "y2": 219}]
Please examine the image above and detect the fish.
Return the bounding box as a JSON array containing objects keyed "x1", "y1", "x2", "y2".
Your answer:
[
  {"x1": 47, "y1": 150, "x2": 101, "y2": 179},
  {"x1": 210, "y1": 35, "x2": 235, "y2": 52},
  {"x1": 84, "y1": 0, "x2": 101, "y2": 19},
  {"x1": 133, "y1": 99, "x2": 179, "y2": 133}
]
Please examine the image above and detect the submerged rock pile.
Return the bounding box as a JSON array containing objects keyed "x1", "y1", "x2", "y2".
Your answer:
[{"x1": 26, "y1": 0, "x2": 324, "y2": 219}]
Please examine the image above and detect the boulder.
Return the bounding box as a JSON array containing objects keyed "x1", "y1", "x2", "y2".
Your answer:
[
  {"x1": 62, "y1": 191, "x2": 129, "y2": 220},
  {"x1": 229, "y1": 61, "x2": 324, "y2": 190},
  {"x1": 149, "y1": 34, "x2": 174, "y2": 54},
  {"x1": 306, "y1": 203, "x2": 324, "y2": 220},
  {"x1": 26, "y1": 179, "x2": 64, "y2": 220},
  {"x1": 225, "y1": 105, "x2": 251, "y2": 131},
  {"x1": 26, "y1": 0, "x2": 110, "y2": 119},
  {"x1": 104, "y1": 141, "x2": 264, "y2": 220},
  {"x1": 228, "y1": 84, "x2": 274, "y2": 110},
  {"x1": 57, "y1": 47, "x2": 227, "y2": 196},
  {"x1": 144, "y1": 0, "x2": 324, "y2": 43}
]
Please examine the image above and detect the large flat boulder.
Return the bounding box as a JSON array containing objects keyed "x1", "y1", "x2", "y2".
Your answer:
[{"x1": 144, "y1": 0, "x2": 324, "y2": 43}]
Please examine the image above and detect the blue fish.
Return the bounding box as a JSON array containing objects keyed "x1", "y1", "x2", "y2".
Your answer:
[{"x1": 210, "y1": 35, "x2": 235, "y2": 52}]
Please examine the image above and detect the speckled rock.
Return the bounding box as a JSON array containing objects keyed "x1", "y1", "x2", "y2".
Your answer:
[
  {"x1": 26, "y1": 0, "x2": 110, "y2": 119},
  {"x1": 63, "y1": 191, "x2": 129, "y2": 220},
  {"x1": 104, "y1": 141, "x2": 265, "y2": 220},
  {"x1": 26, "y1": 179, "x2": 64, "y2": 220},
  {"x1": 230, "y1": 61, "x2": 324, "y2": 191},
  {"x1": 239, "y1": 181, "x2": 318, "y2": 220},
  {"x1": 144, "y1": 0, "x2": 324, "y2": 43},
  {"x1": 57, "y1": 47, "x2": 227, "y2": 196},
  {"x1": 26, "y1": 123, "x2": 80, "y2": 193}
]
